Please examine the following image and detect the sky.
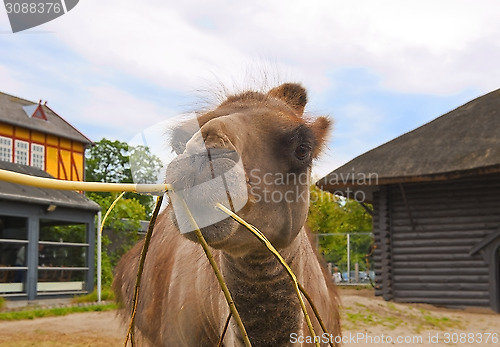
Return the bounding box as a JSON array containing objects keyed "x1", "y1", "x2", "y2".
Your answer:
[{"x1": 1, "y1": 0, "x2": 499, "y2": 178}]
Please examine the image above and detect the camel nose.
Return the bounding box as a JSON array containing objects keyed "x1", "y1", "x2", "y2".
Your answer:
[
  {"x1": 202, "y1": 120, "x2": 240, "y2": 167},
  {"x1": 185, "y1": 117, "x2": 238, "y2": 155},
  {"x1": 202, "y1": 118, "x2": 238, "y2": 153}
]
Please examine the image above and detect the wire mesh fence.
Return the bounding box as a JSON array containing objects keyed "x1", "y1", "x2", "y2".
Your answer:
[{"x1": 314, "y1": 232, "x2": 375, "y2": 285}]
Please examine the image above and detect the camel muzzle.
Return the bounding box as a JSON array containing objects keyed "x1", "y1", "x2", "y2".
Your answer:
[{"x1": 165, "y1": 146, "x2": 248, "y2": 236}]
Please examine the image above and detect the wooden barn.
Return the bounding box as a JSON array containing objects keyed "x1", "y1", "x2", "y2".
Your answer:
[{"x1": 317, "y1": 88, "x2": 500, "y2": 312}]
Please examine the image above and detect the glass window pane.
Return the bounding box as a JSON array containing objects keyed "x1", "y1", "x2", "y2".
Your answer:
[
  {"x1": 38, "y1": 269, "x2": 87, "y2": 283},
  {"x1": 37, "y1": 219, "x2": 89, "y2": 294},
  {"x1": 39, "y1": 220, "x2": 87, "y2": 243},
  {"x1": 0, "y1": 216, "x2": 28, "y2": 294},
  {"x1": 14, "y1": 140, "x2": 28, "y2": 165},
  {"x1": 37, "y1": 269, "x2": 87, "y2": 293},
  {"x1": 31, "y1": 143, "x2": 45, "y2": 169},
  {"x1": 38, "y1": 244, "x2": 87, "y2": 268},
  {"x1": 0, "y1": 215, "x2": 28, "y2": 240},
  {"x1": 0, "y1": 269, "x2": 26, "y2": 293},
  {"x1": 1, "y1": 243, "x2": 27, "y2": 266},
  {"x1": 0, "y1": 136, "x2": 12, "y2": 162}
]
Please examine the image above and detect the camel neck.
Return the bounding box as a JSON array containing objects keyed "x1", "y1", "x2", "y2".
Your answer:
[{"x1": 221, "y1": 234, "x2": 303, "y2": 346}]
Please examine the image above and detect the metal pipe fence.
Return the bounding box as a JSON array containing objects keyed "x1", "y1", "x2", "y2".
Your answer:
[{"x1": 314, "y1": 232, "x2": 374, "y2": 285}]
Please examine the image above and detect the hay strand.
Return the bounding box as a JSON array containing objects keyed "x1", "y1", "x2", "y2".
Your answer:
[
  {"x1": 123, "y1": 194, "x2": 164, "y2": 347},
  {"x1": 215, "y1": 203, "x2": 323, "y2": 347},
  {"x1": 177, "y1": 197, "x2": 252, "y2": 347}
]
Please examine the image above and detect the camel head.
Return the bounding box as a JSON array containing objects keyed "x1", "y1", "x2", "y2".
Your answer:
[{"x1": 165, "y1": 83, "x2": 330, "y2": 256}]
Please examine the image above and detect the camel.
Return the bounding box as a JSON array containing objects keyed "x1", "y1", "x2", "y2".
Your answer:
[{"x1": 113, "y1": 83, "x2": 341, "y2": 346}]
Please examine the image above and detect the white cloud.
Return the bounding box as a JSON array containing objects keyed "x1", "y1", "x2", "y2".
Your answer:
[
  {"x1": 255, "y1": 0, "x2": 500, "y2": 94},
  {"x1": 77, "y1": 85, "x2": 176, "y2": 140},
  {"x1": 41, "y1": 0, "x2": 500, "y2": 96},
  {"x1": 47, "y1": 1, "x2": 254, "y2": 92},
  {"x1": 2, "y1": 0, "x2": 499, "y2": 155}
]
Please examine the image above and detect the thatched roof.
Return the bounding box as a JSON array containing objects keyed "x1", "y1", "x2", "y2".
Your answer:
[
  {"x1": 0, "y1": 91, "x2": 92, "y2": 145},
  {"x1": 0, "y1": 161, "x2": 100, "y2": 211},
  {"x1": 317, "y1": 87, "x2": 500, "y2": 195}
]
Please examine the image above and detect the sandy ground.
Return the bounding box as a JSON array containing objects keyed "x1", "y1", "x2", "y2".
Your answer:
[
  {"x1": 337, "y1": 289, "x2": 500, "y2": 347},
  {"x1": 0, "y1": 289, "x2": 499, "y2": 346},
  {"x1": 0, "y1": 310, "x2": 125, "y2": 347}
]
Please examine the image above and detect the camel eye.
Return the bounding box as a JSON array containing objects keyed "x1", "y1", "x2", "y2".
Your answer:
[{"x1": 294, "y1": 144, "x2": 311, "y2": 160}]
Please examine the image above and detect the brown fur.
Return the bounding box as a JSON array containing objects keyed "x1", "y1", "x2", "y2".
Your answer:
[{"x1": 113, "y1": 83, "x2": 341, "y2": 346}]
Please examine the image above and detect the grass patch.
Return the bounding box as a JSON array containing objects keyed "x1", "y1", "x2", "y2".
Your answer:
[
  {"x1": 0, "y1": 296, "x2": 5, "y2": 311},
  {"x1": 419, "y1": 308, "x2": 461, "y2": 330},
  {"x1": 342, "y1": 300, "x2": 463, "y2": 333},
  {"x1": 343, "y1": 305, "x2": 404, "y2": 330},
  {"x1": 0, "y1": 303, "x2": 117, "y2": 321},
  {"x1": 72, "y1": 287, "x2": 115, "y2": 303},
  {"x1": 338, "y1": 284, "x2": 373, "y2": 291},
  {"x1": 386, "y1": 302, "x2": 398, "y2": 311}
]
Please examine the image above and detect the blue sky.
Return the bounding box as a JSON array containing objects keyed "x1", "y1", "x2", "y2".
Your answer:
[{"x1": 1, "y1": 0, "x2": 499, "y2": 177}]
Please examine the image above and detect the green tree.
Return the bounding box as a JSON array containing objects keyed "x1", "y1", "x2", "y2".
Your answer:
[
  {"x1": 308, "y1": 185, "x2": 373, "y2": 271},
  {"x1": 85, "y1": 138, "x2": 163, "y2": 216},
  {"x1": 85, "y1": 138, "x2": 162, "y2": 285},
  {"x1": 129, "y1": 145, "x2": 164, "y2": 184},
  {"x1": 85, "y1": 139, "x2": 130, "y2": 183},
  {"x1": 91, "y1": 193, "x2": 146, "y2": 270}
]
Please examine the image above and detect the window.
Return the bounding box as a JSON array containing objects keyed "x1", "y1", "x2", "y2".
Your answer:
[
  {"x1": 0, "y1": 136, "x2": 12, "y2": 162},
  {"x1": 31, "y1": 144, "x2": 45, "y2": 170},
  {"x1": 14, "y1": 140, "x2": 29, "y2": 165},
  {"x1": 0, "y1": 216, "x2": 28, "y2": 295},
  {"x1": 37, "y1": 220, "x2": 89, "y2": 294}
]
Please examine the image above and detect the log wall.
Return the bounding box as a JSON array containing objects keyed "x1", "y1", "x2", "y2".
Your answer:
[{"x1": 373, "y1": 172, "x2": 500, "y2": 310}]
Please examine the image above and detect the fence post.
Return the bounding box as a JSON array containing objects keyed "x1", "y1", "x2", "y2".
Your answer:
[
  {"x1": 97, "y1": 211, "x2": 102, "y2": 303},
  {"x1": 347, "y1": 233, "x2": 350, "y2": 283}
]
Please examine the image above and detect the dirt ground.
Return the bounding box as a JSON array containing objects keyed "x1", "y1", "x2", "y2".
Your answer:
[
  {"x1": 337, "y1": 288, "x2": 500, "y2": 346},
  {"x1": 0, "y1": 310, "x2": 125, "y2": 347},
  {"x1": 1, "y1": 288, "x2": 499, "y2": 346}
]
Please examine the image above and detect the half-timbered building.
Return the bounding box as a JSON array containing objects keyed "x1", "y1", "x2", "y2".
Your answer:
[{"x1": 0, "y1": 91, "x2": 99, "y2": 300}]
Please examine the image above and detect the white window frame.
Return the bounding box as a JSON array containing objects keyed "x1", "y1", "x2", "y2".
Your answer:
[
  {"x1": 0, "y1": 136, "x2": 12, "y2": 162},
  {"x1": 14, "y1": 140, "x2": 29, "y2": 165},
  {"x1": 31, "y1": 143, "x2": 45, "y2": 170}
]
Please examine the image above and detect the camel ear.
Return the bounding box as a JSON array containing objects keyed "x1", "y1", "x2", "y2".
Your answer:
[
  {"x1": 268, "y1": 83, "x2": 307, "y2": 115},
  {"x1": 310, "y1": 116, "x2": 332, "y2": 158}
]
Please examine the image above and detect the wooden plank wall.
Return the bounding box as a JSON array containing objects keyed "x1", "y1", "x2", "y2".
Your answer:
[{"x1": 373, "y1": 172, "x2": 500, "y2": 308}]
